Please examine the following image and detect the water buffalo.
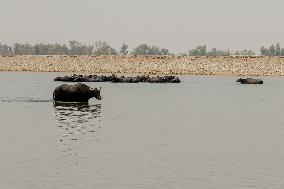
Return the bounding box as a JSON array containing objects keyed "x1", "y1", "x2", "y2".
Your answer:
[
  {"x1": 236, "y1": 78, "x2": 263, "y2": 84},
  {"x1": 146, "y1": 76, "x2": 166, "y2": 83},
  {"x1": 112, "y1": 76, "x2": 140, "y2": 83},
  {"x1": 169, "y1": 76, "x2": 181, "y2": 83},
  {"x1": 54, "y1": 76, "x2": 74, "y2": 82},
  {"x1": 146, "y1": 76, "x2": 181, "y2": 83},
  {"x1": 53, "y1": 83, "x2": 102, "y2": 102},
  {"x1": 54, "y1": 74, "x2": 181, "y2": 83}
]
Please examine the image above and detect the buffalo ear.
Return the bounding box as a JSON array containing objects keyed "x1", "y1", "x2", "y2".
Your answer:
[{"x1": 99, "y1": 87, "x2": 101, "y2": 91}]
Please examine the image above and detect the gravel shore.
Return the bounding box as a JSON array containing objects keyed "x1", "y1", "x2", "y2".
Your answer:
[{"x1": 0, "y1": 55, "x2": 284, "y2": 76}]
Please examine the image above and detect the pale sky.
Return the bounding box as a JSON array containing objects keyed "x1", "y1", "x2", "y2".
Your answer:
[{"x1": 0, "y1": 0, "x2": 283, "y2": 53}]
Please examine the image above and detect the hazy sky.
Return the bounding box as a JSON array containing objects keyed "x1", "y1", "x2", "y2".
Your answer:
[{"x1": 0, "y1": 0, "x2": 283, "y2": 52}]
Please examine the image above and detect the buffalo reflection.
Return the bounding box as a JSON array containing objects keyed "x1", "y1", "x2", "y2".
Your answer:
[{"x1": 53, "y1": 102, "x2": 101, "y2": 142}]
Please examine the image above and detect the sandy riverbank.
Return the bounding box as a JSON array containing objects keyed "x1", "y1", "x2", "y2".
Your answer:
[{"x1": 0, "y1": 55, "x2": 284, "y2": 76}]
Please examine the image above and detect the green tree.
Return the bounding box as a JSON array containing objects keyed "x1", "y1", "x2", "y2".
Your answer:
[
  {"x1": 0, "y1": 43, "x2": 13, "y2": 55},
  {"x1": 93, "y1": 41, "x2": 117, "y2": 55},
  {"x1": 119, "y1": 43, "x2": 128, "y2": 55},
  {"x1": 208, "y1": 47, "x2": 218, "y2": 56},
  {"x1": 131, "y1": 44, "x2": 169, "y2": 55},
  {"x1": 69, "y1": 40, "x2": 80, "y2": 55},
  {"x1": 160, "y1": 48, "x2": 169, "y2": 55},
  {"x1": 148, "y1": 45, "x2": 161, "y2": 55},
  {"x1": 260, "y1": 46, "x2": 268, "y2": 55},
  {"x1": 14, "y1": 43, "x2": 21, "y2": 55},
  {"x1": 131, "y1": 44, "x2": 149, "y2": 55},
  {"x1": 188, "y1": 45, "x2": 207, "y2": 56},
  {"x1": 281, "y1": 48, "x2": 284, "y2": 56},
  {"x1": 260, "y1": 43, "x2": 283, "y2": 56},
  {"x1": 275, "y1": 43, "x2": 281, "y2": 56},
  {"x1": 239, "y1": 49, "x2": 255, "y2": 55},
  {"x1": 269, "y1": 44, "x2": 276, "y2": 56},
  {"x1": 53, "y1": 44, "x2": 69, "y2": 55},
  {"x1": 14, "y1": 44, "x2": 35, "y2": 55},
  {"x1": 178, "y1": 52, "x2": 187, "y2": 56},
  {"x1": 68, "y1": 40, "x2": 94, "y2": 55},
  {"x1": 234, "y1": 51, "x2": 240, "y2": 55}
]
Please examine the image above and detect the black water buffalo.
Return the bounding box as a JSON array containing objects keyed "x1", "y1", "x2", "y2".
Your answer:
[
  {"x1": 146, "y1": 76, "x2": 166, "y2": 83},
  {"x1": 54, "y1": 76, "x2": 74, "y2": 82},
  {"x1": 146, "y1": 76, "x2": 181, "y2": 83},
  {"x1": 170, "y1": 77, "x2": 181, "y2": 83},
  {"x1": 236, "y1": 78, "x2": 263, "y2": 84},
  {"x1": 87, "y1": 75, "x2": 113, "y2": 82},
  {"x1": 54, "y1": 74, "x2": 181, "y2": 83},
  {"x1": 112, "y1": 76, "x2": 140, "y2": 83},
  {"x1": 53, "y1": 83, "x2": 102, "y2": 102}
]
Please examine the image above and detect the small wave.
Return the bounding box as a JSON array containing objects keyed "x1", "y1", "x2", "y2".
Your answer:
[{"x1": 0, "y1": 97, "x2": 53, "y2": 103}]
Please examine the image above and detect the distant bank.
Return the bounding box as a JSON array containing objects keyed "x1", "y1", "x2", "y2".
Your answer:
[{"x1": 0, "y1": 55, "x2": 283, "y2": 76}]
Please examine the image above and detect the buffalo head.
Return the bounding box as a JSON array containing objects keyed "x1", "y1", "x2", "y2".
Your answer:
[
  {"x1": 236, "y1": 78, "x2": 243, "y2": 83},
  {"x1": 91, "y1": 87, "x2": 102, "y2": 100}
]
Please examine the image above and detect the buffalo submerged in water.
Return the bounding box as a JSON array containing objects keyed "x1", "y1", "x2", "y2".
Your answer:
[
  {"x1": 236, "y1": 78, "x2": 264, "y2": 84},
  {"x1": 54, "y1": 74, "x2": 181, "y2": 83},
  {"x1": 53, "y1": 83, "x2": 102, "y2": 102}
]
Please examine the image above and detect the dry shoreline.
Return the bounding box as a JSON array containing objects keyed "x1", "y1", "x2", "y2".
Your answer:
[{"x1": 0, "y1": 55, "x2": 284, "y2": 76}]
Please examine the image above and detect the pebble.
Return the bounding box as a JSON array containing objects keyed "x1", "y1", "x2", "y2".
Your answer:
[{"x1": 0, "y1": 55, "x2": 283, "y2": 76}]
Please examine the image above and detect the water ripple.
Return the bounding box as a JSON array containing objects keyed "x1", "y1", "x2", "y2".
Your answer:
[
  {"x1": 53, "y1": 102, "x2": 102, "y2": 158},
  {"x1": 0, "y1": 97, "x2": 53, "y2": 103}
]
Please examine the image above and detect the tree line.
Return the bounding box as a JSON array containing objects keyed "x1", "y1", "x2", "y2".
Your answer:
[
  {"x1": 0, "y1": 41, "x2": 170, "y2": 56},
  {"x1": 0, "y1": 41, "x2": 284, "y2": 56},
  {"x1": 183, "y1": 43, "x2": 284, "y2": 56},
  {"x1": 188, "y1": 45, "x2": 255, "y2": 56},
  {"x1": 259, "y1": 43, "x2": 284, "y2": 56},
  {"x1": 3, "y1": 41, "x2": 118, "y2": 56}
]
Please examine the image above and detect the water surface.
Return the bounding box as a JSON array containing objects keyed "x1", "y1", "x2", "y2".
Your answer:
[{"x1": 0, "y1": 72, "x2": 284, "y2": 189}]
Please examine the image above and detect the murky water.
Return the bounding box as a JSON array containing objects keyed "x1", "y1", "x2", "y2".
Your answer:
[{"x1": 1, "y1": 72, "x2": 284, "y2": 189}]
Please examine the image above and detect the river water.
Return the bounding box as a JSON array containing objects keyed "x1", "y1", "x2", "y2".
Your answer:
[{"x1": 0, "y1": 72, "x2": 284, "y2": 189}]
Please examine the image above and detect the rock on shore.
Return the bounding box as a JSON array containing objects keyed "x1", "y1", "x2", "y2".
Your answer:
[{"x1": 0, "y1": 55, "x2": 284, "y2": 76}]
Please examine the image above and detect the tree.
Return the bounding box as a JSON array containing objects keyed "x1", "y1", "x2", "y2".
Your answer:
[
  {"x1": 208, "y1": 47, "x2": 218, "y2": 56},
  {"x1": 260, "y1": 46, "x2": 266, "y2": 55},
  {"x1": 160, "y1": 48, "x2": 169, "y2": 55},
  {"x1": 178, "y1": 52, "x2": 187, "y2": 56},
  {"x1": 119, "y1": 43, "x2": 128, "y2": 55},
  {"x1": 234, "y1": 51, "x2": 240, "y2": 55},
  {"x1": 13, "y1": 44, "x2": 35, "y2": 55},
  {"x1": 238, "y1": 49, "x2": 255, "y2": 55},
  {"x1": 34, "y1": 44, "x2": 40, "y2": 55},
  {"x1": 68, "y1": 40, "x2": 94, "y2": 55},
  {"x1": 281, "y1": 48, "x2": 284, "y2": 56},
  {"x1": 269, "y1": 44, "x2": 276, "y2": 56},
  {"x1": 147, "y1": 45, "x2": 161, "y2": 55},
  {"x1": 14, "y1": 43, "x2": 21, "y2": 55},
  {"x1": 131, "y1": 44, "x2": 149, "y2": 55},
  {"x1": 69, "y1": 40, "x2": 81, "y2": 55},
  {"x1": 275, "y1": 43, "x2": 281, "y2": 56},
  {"x1": 260, "y1": 43, "x2": 284, "y2": 56},
  {"x1": 188, "y1": 45, "x2": 207, "y2": 56},
  {"x1": 93, "y1": 41, "x2": 117, "y2": 55},
  {"x1": 131, "y1": 44, "x2": 170, "y2": 55},
  {"x1": 53, "y1": 44, "x2": 69, "y2": 55},
  {"x1": 0, "y1": 43, "x2": 13, "y2": 55}
]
